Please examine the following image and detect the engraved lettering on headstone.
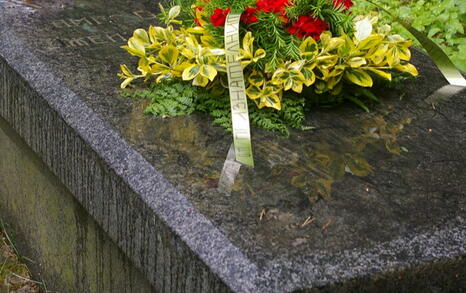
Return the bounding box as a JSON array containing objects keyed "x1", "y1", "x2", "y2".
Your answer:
[
  {"x1": 69, "y1": 17, "x2": 94, "y2": 26},
  {"x1": 62, "y1": 37, "x2": 89, "y2": 47},
  {"x1": 46, "y1": 38, "x2": 63, "y2": 50},
  {"x1": 89, "y1": 16, "x2": 108, "y2": 25},
  {"x1": 132, "y1": 10, "x2": 157, "y2": 20},
  {"x1": 86, "y1": 35, "x2": 106, "y2": 45},
  {"x1": 105, "y1": 33, "x2": 126, "y2": 43},
  {"x1": 51, "y1": 19, "x2": 72, "y2": 28}
]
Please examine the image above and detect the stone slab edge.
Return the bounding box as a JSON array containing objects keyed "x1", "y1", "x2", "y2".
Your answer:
[{"x1": 0, "y1": 3, "x2": 465, "y2": 293}]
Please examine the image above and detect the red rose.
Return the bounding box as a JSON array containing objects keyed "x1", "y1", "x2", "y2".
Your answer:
[
  {"x1": 333, "y1": 0, "x2": 354, "y2": 10},
  {"x1": 210, "y1": 8, "x2": 231, "y2": 27},
  {"x1": 241, "y1": 7, "x2": 259, "y2": 24},
  {"x1": 287, "y1": 15, "x2": 328, "y2": 40},
  {"x1": 256, "y1": 0, "x2": 289, "y2": 13}
]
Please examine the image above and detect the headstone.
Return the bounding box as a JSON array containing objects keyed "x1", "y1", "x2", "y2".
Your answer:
[{"x1": 0, "y1": 0, "x2": 465, "y2": 292}]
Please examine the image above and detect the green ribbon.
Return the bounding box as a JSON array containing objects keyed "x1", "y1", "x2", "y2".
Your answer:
[
  {"x1": 367, "y1": 0, "x2": 466, "y2": 87},
  {"x1": 225, "y1": 12, "x2": 254, "y2": 167}
]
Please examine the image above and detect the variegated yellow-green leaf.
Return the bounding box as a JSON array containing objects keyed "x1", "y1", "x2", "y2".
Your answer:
[
  {"x1": 253, "y1": 49, "x2": 266, "y2": 62},
  {"x1": 200, "y1": 65, "x2": 217, "y2": 81},
  {"x1": 121, "y1": 37, "x2": 146, "y2": 57},
  {"x1": 150, "y1": 26, "x2": 168, "y2": 41},
  {"x1": 246, "y1": 85, "x2": 261, "y2": 100},
  {"x1": 394, "y1": 63, "x2": 419, "y2": 76},
  {"x1": 386, "y1": 47, "x2": 400, "y2": 66},
  {"x1": 119, "y1": 64, "x2": 133, "y2": 77},
  {"x1": 151, "y1": 63, "x2": 170, "y2": 73},
  {"x1": 173, "y1": 62, "x2": 191, "y2": 76},
  {"x1": 347, "y1": 57, "x2": 367, "y2": 68},
  {"x1": 138, "y1": 57, "x2": 151, "y2": 75},
  {"x1": 397, "y1": 44, "x2": 411, "y2": 61},
  {"x1": 187, "y1": 26, "x2": 206, "y2": 35},
  {"x1": 299, "y1": 37, "x2": 319, "y2": 59},
  {"x1": 242, "y1": 32, "x2": 253, "y2": 54},
  {"x1": 192, "y1": 74, "x2": 209, "y2": 87},
  {"x1": 159, "y1": 45, "x2": 179, "y2": 66},
  {"x1": 289, "y1": 60, "x2": 305, "y2": 71},
  {"x1": 301, "y1": 66, "x2": 316, "y2": 87},
  {"x1": 345, "y1": 69, "x2": 373, "y2": 87},
  {"x1": 156, "y1": 73, "x2": 172, "y2": 83},
  {"x1": 133, "y1": 29, "x2": 150, "y2": 45},
  {"x1": 181, "y1": 47, "x2": 195, "y2": 60},
  {"x1": 182, "y1": 64, "x2": 200, "y2": 81},
  {"x1": 168, "y1": 6, "x2": 181, "y2": 20},
  {"x1": 201, "y1": 35, "x2": 218, "y2": 47},
  {"x1": 357, "y1": 34, "x2": 383, "y2": 51},
  {"x1": 263, "y1": 95, "x2": 281, "y2": 110},
  {"x1": 367, "y1": 68, "x2": 392, "y2": 80},
  {"x1": 248, "y1": 70, "x2": 265, "y2": 87},
  {"x1": 323, "y1": 37, "x2": 345, "y2": 52},
  {"x1": 120, "y1": 77, "x2": 134, "y2": 89}
]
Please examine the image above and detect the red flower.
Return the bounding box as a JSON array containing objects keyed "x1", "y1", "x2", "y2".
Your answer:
[
  {"x1": 256, "y1": 0, "x2": 289, "y2": 13},
  {"x1": 333, "y1": 0, "x2": 354, "y2": 10},
  {"x1": 241, "y1": 7, "x2": 259, "y2": 24},
  {"x1": 287, "y1": 15, "x2": 328, "y2": 40},
  {"x1": 210, "y1": 8, "x2": 231, "y2": 27}
]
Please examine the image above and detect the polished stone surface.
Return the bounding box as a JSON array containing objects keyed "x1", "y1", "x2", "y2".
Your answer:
[{"x1": 0, "y1": 0, "x2": 465, "y2": 292}]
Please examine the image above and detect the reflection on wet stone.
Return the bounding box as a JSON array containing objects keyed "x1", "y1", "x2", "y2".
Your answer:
[{"x1": 3, "y1": 0, "x2": 464, "y2": 289}]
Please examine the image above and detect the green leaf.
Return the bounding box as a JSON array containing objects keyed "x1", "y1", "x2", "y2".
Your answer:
[{"x1": 347, "y1": 96, "x2": 370, "y2": 112}]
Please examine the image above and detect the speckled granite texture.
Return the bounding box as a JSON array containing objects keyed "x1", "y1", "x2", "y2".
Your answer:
[{"x1": 0, "y1": 0, "x2": 465, "y2": 292}]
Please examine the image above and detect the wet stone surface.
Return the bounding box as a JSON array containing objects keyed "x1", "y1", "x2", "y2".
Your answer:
[{"x1": 0, "y1": 0, "x2": 465, "y2": 292}]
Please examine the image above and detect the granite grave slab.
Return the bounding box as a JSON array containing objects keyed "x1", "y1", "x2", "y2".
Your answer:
[{"x1": 0, "y1": 0, "x2": 465, "y2": 292}]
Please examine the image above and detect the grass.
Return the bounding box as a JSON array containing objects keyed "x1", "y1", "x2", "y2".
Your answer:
[
  {"x1": 351, "y1": 0, "x2": 466, "y2": 72},
  {"x1": 0, "y1": 219, "x2": 48, "y2": 293}
]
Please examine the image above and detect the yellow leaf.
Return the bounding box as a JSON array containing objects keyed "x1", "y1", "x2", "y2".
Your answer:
[
  {"x1": 159, "y1": 45, "x2": 179, "y2": 65},
  {"x1": 386, "y1": 47, "x2": 400, "y2": 66},
  {"x1": 192, "y1": 74, "x2": 209, "y2": 87},
  {"x1": 248, "y1": 70, "x2": 265, "y2": 87},
  {"x1": 120, "y1": 77, "x2": 134, "y2": 89},
  {"x1": 292, "y1": 82, "x2": 303, "y2": 93},
  {"x1": 246, "y1": 85, "x2": 261, "y2": 100},
  {"x1": 137, "y1": 57, "x2": 151, "y2": 75},
  {"x1": 394, "y1": 63, "x2": 418, "y2": 76},
  {"x1": 345, "y1": 69, "x2": 373, "y2": 87},
  {"x1": 133, "y1": 29, "x2": 150, "y2": 45},
  {"x1": 187, "y1": 26, "x2": 206, "y2": 35},
  {"x1": 119, "y1": 64, "x2": 133, "y2": 77},
  {"x1": 357, "y1": 34, "x2": 383, "y2": 51},
  {"x1": 128, "y1": 38, "x2": 146, "y2": 57},
  {"x1": 182, "y1": 64, "x2": 200, "y2": 80},
  {"x1": 302, "y1": 67, "x2": 316, "y2": 87},
  {"x1": 200, "y1": 65, "x2": 217, "y2": 81},
  {"x1": 151, "y1": 63, "x2": 170, "y2": 73},
  {"x1": 168, "y1": 6, "x2": 181, "y2": 20},
  {"x1": 261, "y1": 94, "x2": 281, "y2": 110},
  {"x1": 348, "y1": 57, "x2": 367, "y2": 68},
  {"x1": 324, "y1": 37, "x2": 345, "y2": 52},
  {"x1": 253, "y1": 49, "x2": 266, "y2": 62},
  {"x1": 299, "y1": 37, "x2": 319, "y2": 59},
  {"x1": 367, "y1": 68, "x2": 392, "y2": 81}
]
